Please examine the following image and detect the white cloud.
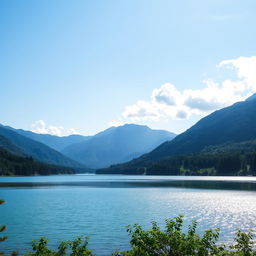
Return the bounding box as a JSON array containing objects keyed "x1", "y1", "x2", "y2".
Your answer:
[
  {"x1": 176, "y1": 109, "x2": 188, "y2": 119},
  {"x1": 122, "y1": 100, "x2": 162, "y2": 122},
  {"x1": 67, "y1": 128, "x2": 80, "y2": 135},
  {"x1": 219, "y1": 56, "x2": 256, "y2": 91},
  {"x1": 31, "y1": 120, "x2": 80, "y2": 136},
  {"x1": 152, "y1": 83, "x2": 182, "y2": 106},
  {"x1": 111, "y1": 56, "x2": 256, "y2": 126}
]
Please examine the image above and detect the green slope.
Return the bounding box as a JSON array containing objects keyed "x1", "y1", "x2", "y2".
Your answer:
[
  {"x1": 0, "y1": 135, "x2": 25, "y2": 156},
  {"x1": 0, "y1": 147, "x2": 75, "y2": 176},
  {"x1": 0, "y1": 126, "x2": 85, "y2": 168},
  {"x1": 98, "y1": 97, "x2": 256, "y2": 174},
  {"x1": 7, "y1": 127, "x2": 91, "y2": 151},
  {"x1": 97, "y1": 140, "x2": 256, "y2": 176}
]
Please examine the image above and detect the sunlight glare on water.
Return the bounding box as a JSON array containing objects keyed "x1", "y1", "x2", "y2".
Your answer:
[{"x1": 1, "y1": 175, "x2": 256, "y2": 255}]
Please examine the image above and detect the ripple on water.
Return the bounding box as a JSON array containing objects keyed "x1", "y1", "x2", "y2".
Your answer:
[{"x1": 1, "y1": 176, "x2": 256, "y2": 255}]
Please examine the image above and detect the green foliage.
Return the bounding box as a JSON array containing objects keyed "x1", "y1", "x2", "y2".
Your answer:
[
  {"x1": 0, "y1": 200, "x2": 7, "y2": 256},
  {"x1": 100, "y1": 140, "x2": 256, "y2": 176},
  {"x1": 0, "y1": 148, "x2": 75, "y2": 176},
  {"x1": 145, "y1": 150, "x2": 256, "y2": 176},
  {"x1": 23, "y1": 237, "x2": 94, "y2": 256},
  {"x1": 2, "y1": 217, "x2": 256, "y2": 255},
  {"x1": 113, "y1": 216, "x2": 256, "y2": 256},
  {"x1": 230, "y1": 230, "x2": 254, "y2": 256},
  {"x1": 0, "y1": 127, "x2": 84, "y2": 169}
]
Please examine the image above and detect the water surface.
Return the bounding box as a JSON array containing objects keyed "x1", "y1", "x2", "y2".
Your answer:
[{"x1": 1, "y1": 175, "x2": 256, "y2": 255}]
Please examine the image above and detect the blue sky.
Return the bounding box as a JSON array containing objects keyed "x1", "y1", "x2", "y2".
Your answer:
[{"x1": 1, "y1": 0, "x2": 256, "y2": 136}]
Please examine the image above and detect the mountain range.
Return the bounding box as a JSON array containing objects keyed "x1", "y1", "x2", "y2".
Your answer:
[
  {"x1": 62, "y1": 124, "x2": 176, "y2": 168},
  {"x1": 7, "y1": 127, "x2": 91, "y2": 151},
  {"x1": 0, "y1": 126, "x2": 84, "y2": 168},
  {"x1": 0, "y1": 146, "x2": 75, "y2": 176},
  {"x1": 97, "y1": 94, "x2": 256, "y2": 174},
  {"x1": 1, "y1": 93, "x2": 256, "y2": 176},
  {"x1": 0, "y1": 123, "x2": 176, "y2": 172}
]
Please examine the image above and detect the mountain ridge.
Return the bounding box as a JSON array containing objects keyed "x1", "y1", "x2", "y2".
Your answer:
[
  {"x1": 0, "y1": 147, "x2": 75, "y2": 176},
  {"x1": 62, "y1": 124, "x2": 176, "y2": 168},
  {"x1": 3, "y1": 126, "x2": 91, "y2": 151},
  {"x1": 97, "y1": 97, "x2": 256, "y2": 173},
  {"x1": 0, "y1": 126, "x2": 85, "y2": 168}
]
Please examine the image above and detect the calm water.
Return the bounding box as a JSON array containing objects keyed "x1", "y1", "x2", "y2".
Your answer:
[{"x1": 1, "y1": 175, "x2": 256, "y2": 255}]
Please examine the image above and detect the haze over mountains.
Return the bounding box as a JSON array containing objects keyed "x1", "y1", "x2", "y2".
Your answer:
[
  {"x1": 1, "y1": 94, "x2": 256, "y2": 176},
  {"x1": 8, "y1": 127, "x2": 91, "y2": 151},
  {"x1": 62, "y1": 124, "x2": 176, "y2": 168},
  {"x1": 0, "y1": 126, "x2": 84, "y2": 168},
  {"x1": 98, "y1": 94, "x2": 256, "y2": 174},
  {"x1": 0, "y1": 123, "x2": 176, "y2": 171}
]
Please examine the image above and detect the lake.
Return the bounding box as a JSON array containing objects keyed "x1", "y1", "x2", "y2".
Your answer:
[{"x1": 1, "y1": 175, "x2": 256, "y2": 255}]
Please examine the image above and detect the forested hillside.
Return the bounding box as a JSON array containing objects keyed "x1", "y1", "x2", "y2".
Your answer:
[
  {"x1": 97, "y1": 140, "x2": 256, "y2": 176},
  {"x1": 98, "y1": 98, "x2": 256, "y2": 174},
  {"x1": 0, "y1": 126, "x2": 84, "y2": 168},
  {"x1": 0, "y1": 148, "x2": 75, "y2": 176}
]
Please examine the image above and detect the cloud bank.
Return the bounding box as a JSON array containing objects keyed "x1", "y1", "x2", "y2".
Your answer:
[
  {"x1": 31, "y1": 120, "x2": 79, "y2": 136},
  {"x1": 111, "y1": 56, "x2": 256, "y2": 126}
]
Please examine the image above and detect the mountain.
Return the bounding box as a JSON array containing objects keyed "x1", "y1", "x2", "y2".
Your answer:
[
  {"x1": 246, "y1": 93, "x2": 256, "y2": 102},
  {"x1": 98, "y1": 97, "x2": 256, "y2": 173},
  {"x1": 4, "y1": 126, "x2": 91, "y2": 151},
  {"x1": 144, "y1": 140, "x2": 256, "y2": 176},
  {"x1": 62, "y1": 124, "x2": 176, "y2": 168},
  {"x1": 98, "y1": 139, "x2": 256, "y2": 176},
  {"x1": 148, "y1": 98, "x2": 256, "y2": 159},
  {"x1": 202, "y1": 140, "x2": 256, "y2": 154},
  {"x1": 0, "y1": 126, "x2": 85, "y2": 168},
  {"x1": 0, "y1": 134, "x2": 25, "y2": 156},
  {"x1": 0, "y1": 147, "x2": 75, "y2": 176}
]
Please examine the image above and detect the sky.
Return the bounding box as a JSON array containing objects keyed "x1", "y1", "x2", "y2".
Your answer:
[{"x1": 0, "y1": 0, "x2": 256, "y2": 136}]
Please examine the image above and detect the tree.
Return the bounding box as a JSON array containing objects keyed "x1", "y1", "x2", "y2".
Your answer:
[
  {"x1": 23, "y1": 236, "x2": 94, "y2": 256},
  {"x1": 113, "y1": 216, "x2": 256, "y2": 256},
  {"x1": 0, "y1": 200, "x2": 7, "y2": 256}
]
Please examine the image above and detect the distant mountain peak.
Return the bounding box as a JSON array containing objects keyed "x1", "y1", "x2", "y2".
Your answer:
[
  {"x1": 62, "y1": 124, "x2": 176, "y2": 168},
  {"x1": 119, "y1": 123, "x2": 149, "y2": 129},
  {"x1": 100, "y1": 97, "x2": 256, "y2": 173},
  {"x1": 112, "y1": 123, "x2": 149, "y2": 129},
  {"x1": 124, "y1": 123, "x2": 147, "y2": 127}
]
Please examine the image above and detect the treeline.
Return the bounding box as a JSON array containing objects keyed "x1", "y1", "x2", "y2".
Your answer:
[
  {"x1": 97, "y1": 140, "x2": 256, "y2": 176},
  {"x1": 0, "y1": 148, "x2": 75, "y2": 176},
  {"x1": 202, "y1": 140, "x2": 256, "y2": 154},
  {"x1": 146, "y1": 151, "x2": 256, "y2": 176}
]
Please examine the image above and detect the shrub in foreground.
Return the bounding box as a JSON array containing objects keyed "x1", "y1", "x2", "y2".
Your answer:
[
  {"x1": 113, "y1": 216, "x2": 255, "y2": 256},
  {"x1": 10, "y1": 216, "x2": 256, "y2": 255},
  {"x1": 23, "y1": 236, "x2": 94, "y2": 256}
]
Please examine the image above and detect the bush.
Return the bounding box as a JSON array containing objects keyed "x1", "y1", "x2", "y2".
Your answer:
[
  {"x1": 8, "y1": 216, "x2": 256, "y2": 255},
  {"x1": 113, "y1": 216, "x2": 256, "y2": 256},
  {"x1": 23, "y1": 236, "x2": 94, "y2": 256}
]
